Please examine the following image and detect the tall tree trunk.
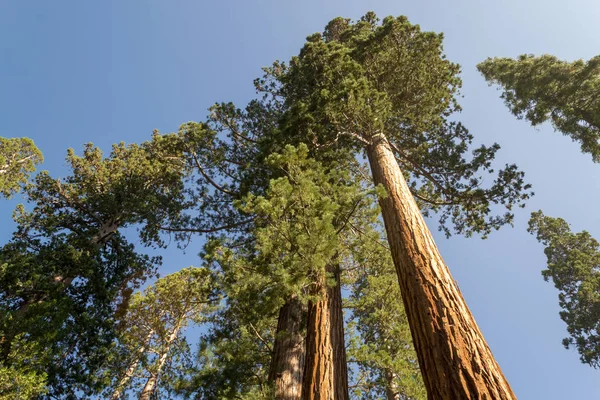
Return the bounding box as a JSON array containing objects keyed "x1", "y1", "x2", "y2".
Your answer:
[
  {"x1": 139, "y1": 323, "x2": 181, "y2": 400},
  {"x1": 110, "y1": 329, "x2": 155, "y2": 400},
  {"x1": 302, "y1": 265, "x2": 349, "y2": 400},
  {"x1": 269, "y1": 296, "x2": 307, "y2": 400},
  {"x1": 366, "y1": 134, "x2": 516, "y2": 399}
]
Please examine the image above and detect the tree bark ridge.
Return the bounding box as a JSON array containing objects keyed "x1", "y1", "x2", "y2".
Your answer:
[
  {"x1": 366, "y1": 134, "x2": 515, "y2": 399},
  {"x1": 269, "y1": 296, "x2": 307, "y2": 399},
  {"x1": 302, "y1": 264, "x2": 349, "y2": 400}
]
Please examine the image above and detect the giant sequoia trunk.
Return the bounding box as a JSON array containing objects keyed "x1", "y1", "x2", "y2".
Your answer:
[
  {"x1": 302, "y1": 265, "x2": 349, "y2": 400},
  {"x1": 269, "y1": 296, "x2": 307, "y2": 399},
  {"x1": 366, "y1": 134, "x2": 516, "y2": 399}
]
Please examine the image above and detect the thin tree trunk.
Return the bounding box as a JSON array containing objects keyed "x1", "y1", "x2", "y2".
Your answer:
[
  {"x1": 302, "y1": 265, "x2": 349, "y2": 400},
  {"x1": 328, "y1": 265, "x2": 349, "y2": 400},
  {"x1": 139, "y1": 323, "x2": 181, "y2": 400},
  {"x1": 384, "y1": 369, "x2": 400, "y2": 400},
  {"x1": 366, "y1": 134, "x2": 516, "y2": 399},
  {"x1": 110, "y1": 329, "x2": 155, "y2": 400},
  {"x1": 269, "y1": 296, "x2": 307, "y2": 400}
]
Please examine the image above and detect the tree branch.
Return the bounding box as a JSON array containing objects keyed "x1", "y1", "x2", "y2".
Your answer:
[{"x1": 160, "y1": 217, "x2": 256, "y2": 234}]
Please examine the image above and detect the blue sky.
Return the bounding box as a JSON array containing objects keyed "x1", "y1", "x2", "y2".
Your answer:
[{"x1": 1, "y1": 1, "x2": 599, "y2": 398}]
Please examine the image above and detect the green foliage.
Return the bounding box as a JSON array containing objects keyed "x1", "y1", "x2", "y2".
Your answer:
[
  {"x1": 478, "y1": 54, "x2": 600, "y2": 162},
  {"x1": 157, "y1": 101, "x2": 278, "y2": 241},
  {"x1": 15, "y1": 132, "x2": 189, "y2": 247},
  {"x1": 528, "y1": 211, "x2": 600, "y2": 368},
  {"x1": 0, "y1": 137, "x2": 43, "y2": 198},
  {"x1": 101, "y1": 267, "x2": 215, "y2": 399},
  {"x1": 235, "y1": 144, "x2": 367, "y2": 301},
  {"x1": 258, "y1": 12, "x2": 532, "y2": 238},
  {"x1": 181, "y1": 292, "x2": 276, "y2": 399},
  {"x1": 0, "y1": 133, "x2": 191, "y2": 398},
  {"x1": 0, "y1": 335, "x2": 47, "y2": 399},
  {"x1": 182, "y1": 144, "x2": 375, "y2": 398}
]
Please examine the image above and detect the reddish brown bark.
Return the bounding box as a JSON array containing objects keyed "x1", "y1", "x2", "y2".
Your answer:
[
  {"x1": 302, "y1": 265, "x2": 349, "y2": 400},
  {"x1": 366, "y1": 134, "x2": 516, "y2": 399},
  {"x1": 269, "y1": 296, "x2": 307, "y2": 400}
]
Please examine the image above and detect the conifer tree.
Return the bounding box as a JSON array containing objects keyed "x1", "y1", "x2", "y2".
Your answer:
[
  {"x1": 528, "y1": 212, "x2": 600, "y2": 368},
  {"x1": 103, "y1": 267, "x2": 215, "y2": 400},
  {"x1": 256, "y1": 13, "x2": 533, "y2": 398},
  {"x1": 478, "y1": 54, "x2": 600, "y2": 162},
  {"x1": 0, "y1": 133, "x2": 190, "y2": 397}
]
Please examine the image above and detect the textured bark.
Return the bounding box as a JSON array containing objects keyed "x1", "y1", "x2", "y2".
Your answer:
[
  {"x1": 269, "y1": 296, "x2": 307, "y2": 400},
  {"x1": 366, "y1": 134, "x2": 516, "y2": 399},
  {"x1": 327, "y1": 265, "x2": 349, "y2": 400},
  {"x1": 302, "y1": 265, "x2": 349, "y2": 400}
]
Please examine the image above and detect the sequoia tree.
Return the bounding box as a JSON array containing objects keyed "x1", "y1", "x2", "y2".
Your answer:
[
  {"x1": 478, "y1": 54, "x2": 600, "y2": 162},
  {"x1": 257, "y1": 13, "x2": 533, "y2": 398},
  {"x1": 195, "y1": 145, "x2": 369, "y2": 399}
]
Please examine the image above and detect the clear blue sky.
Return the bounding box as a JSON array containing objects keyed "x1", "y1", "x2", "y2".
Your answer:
[{"x1": 1, "y1": 1, "x2": 599, "y2": 398}]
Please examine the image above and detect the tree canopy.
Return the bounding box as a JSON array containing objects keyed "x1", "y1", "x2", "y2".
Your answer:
[
  {"x1": 0, "y1": 134, "x2": 191, "y2": 398},
  {"x1": 0, "y1": 137, "x2": 43, "y2": 198},
  {"x1": 528, "y1": 211, "x2": 600, "y2": 368},
  {"x1": 258, "y1": 13, "x2": 532, "y2": 238},
  {"x1": 478, "y1": 54, "x2": 600, "y2": 162}
]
